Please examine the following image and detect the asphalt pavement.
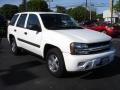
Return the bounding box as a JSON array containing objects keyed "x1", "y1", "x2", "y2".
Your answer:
[{"x1": 0, "y1": 38, "x2": 120, "y2": 90}]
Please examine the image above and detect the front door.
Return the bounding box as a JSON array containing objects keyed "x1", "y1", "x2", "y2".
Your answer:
[{"x1": 22, "y1": 14, "x2": 42, "y2": 55}]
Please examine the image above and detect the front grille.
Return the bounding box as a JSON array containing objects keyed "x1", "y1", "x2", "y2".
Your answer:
[
  {"x1": 88, "y1": 41, "x2": 110, "y2": 48},
  {"x1": 87, "y1": 41, "x2": 111, "y2": 54},
  {"x1": 89, "y1": 48, "x2": 110, "y2": 54}
]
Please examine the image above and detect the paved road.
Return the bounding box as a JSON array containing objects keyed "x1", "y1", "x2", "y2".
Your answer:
[{"x1": 0, "y1": 38, "x2": 120, "y2": 90}]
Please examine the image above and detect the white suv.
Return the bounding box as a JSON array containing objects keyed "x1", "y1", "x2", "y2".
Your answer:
[{"x1": 7, "y1": 12, "x2": 115, "y2": 77}]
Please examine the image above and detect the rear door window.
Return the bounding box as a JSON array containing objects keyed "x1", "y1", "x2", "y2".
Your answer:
[{"x1": 16, "y1": 14, "x2": 27, "y2": 28}]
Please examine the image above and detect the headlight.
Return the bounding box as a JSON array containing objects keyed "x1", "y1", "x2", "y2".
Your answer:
[{"x1": 70, "y1": 42, "x2": 89, "y2": 55}]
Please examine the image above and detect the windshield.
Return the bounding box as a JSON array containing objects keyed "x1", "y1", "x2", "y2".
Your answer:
[{"x1": 40, "y1": 14, "x2": 83, "y2": 30}]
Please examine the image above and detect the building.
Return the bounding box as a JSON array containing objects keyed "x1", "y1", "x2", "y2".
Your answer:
[{"x1": 103, "y1": 10, "x2": 120, "y2": 23}]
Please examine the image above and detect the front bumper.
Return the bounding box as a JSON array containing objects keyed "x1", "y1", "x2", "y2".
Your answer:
[{"x1": 63, "y1": 49, "x2": 115, "y2": 72}]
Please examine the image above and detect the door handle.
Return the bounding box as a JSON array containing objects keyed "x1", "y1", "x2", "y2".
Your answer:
[
  {"x1": 14, "y1": 29, "x2": 17, "y2": 32},
  {"x1": 24, "y1": 32, "x2": 27, "y2": 35}
]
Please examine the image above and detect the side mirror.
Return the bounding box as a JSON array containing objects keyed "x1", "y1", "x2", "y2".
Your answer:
[{"x1": 8, "y1": 20, "x2": 10, "y2": 25}]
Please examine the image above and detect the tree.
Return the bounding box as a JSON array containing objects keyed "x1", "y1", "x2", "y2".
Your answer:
[
  {"x1": 91, "y1": 11, "x2": 97, "y2": 20},
  {"x1": 19, "y1": 0, "x2": 50, "y2": 12},
  {"x1": 56, "y1": 6, "x2": 66, "y2": 13},
  {"x1": 19, "y1": 0, "x2": 26, "y2": 12},
  {"x1": 114, "y1": 0, "x2": 120, "y2": 12},
  {"x1": 0, "y1": 4, "x2": 18, "y2": 20},
  {"x1": 19, "y1": 4, "x2": 25, "y2": 12},
  {"x1": 96, "y1": 14, "x2": 103, "y2": 21},
  {"x1": 67, "y1": 6, "x2": 89, "y2": 21},
  {"x1": 67, "y1": 6, "x2": 98, "y2": 21}
]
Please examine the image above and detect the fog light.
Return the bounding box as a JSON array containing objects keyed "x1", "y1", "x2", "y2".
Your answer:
[
  {"x1": 85, "y1": 61, "x2": 92, "y2": 70},
  {"x1": 78, "y1": 62, "x2": 85, "y2": 66},
  {"x1": 85, "y1": 64, "x2": 90, "y2": 70}
]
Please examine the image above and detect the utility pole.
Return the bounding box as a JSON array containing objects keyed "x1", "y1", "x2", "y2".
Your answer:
[
  {"x1": 85, "y1": 0, "x2": 88, "y2": 20},
  {"x1": 89, "y1": 0, "x2": 92, "y2": 20},
  {"x1": 119, "y1": 0, "x2": 120, "y2": 12},
  {"x1": 23, "y1": 0, "x2": 27, "y2": 11},
  {"x1": 111, "y1": 0, "x2": 114, "y2": 24},
  {"x1": 109, "y1": 0, "x2": 114, "y2": 24}
]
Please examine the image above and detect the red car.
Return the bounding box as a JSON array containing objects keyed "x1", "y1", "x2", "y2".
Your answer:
[
  {"x1": 105, "y1": 25, "x2": 120, "y2": 37},
  {"x1": 81, "y1": 21, "x2": 120, "y2": 37}
]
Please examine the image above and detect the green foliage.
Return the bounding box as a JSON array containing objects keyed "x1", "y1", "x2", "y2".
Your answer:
[
  {"x1": 91, "y1": 11, "x2": 97, "y2": 20},
  {"x1": 19, "y1": 4, "x2": 25, "y2": 12},
  {"x1": 0, "y1": 4, "x2": 18, "y2": 20},
  {"x1": 67, "y1": 6, "x2": 89, "y2": 21},
  {"x1": 66, "y1": 6, "x2": 97, "y2": 21},
  {"x1": 56, "y1": 6, "x2": 66, "y2": 13},
  {"x1": 114, "y1": 0, "x2": 120, "y2": 12},
  {"x1": 96, "y1": 14, "x2": 103, "y2": 21},
  {"x1": 19, "y1": 0, "x2": 49, "y2": 12}
]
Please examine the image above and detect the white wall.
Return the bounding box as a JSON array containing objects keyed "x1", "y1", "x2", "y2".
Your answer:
[
  {"x1": 103, "y1": 10, "x2": 119, "y2": 23},
  {"x1": 103, "y1": 10, "x2": 118, "y2": 18}
]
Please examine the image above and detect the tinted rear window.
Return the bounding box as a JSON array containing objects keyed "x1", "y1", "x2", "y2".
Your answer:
[
  {"x1": 16, "y1": 14, "x2": 27, "y2": 28},
  {"x1": 10, "y1": 14, "x2": 19, "y2": 26}
]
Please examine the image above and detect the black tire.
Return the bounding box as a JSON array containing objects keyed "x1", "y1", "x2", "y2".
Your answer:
[
  {"x1": 46, "y1": 48, "x2": 66, "y2": 77},
  {"x1": 10, "y1": 38, "x2": 21, "y2": 55}
]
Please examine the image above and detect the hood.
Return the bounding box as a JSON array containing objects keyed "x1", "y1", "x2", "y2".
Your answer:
[{"x1": 54, "y1": 29, "x2": 111, "y2": 43}]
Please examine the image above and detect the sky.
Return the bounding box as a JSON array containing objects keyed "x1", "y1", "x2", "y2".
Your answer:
[{"x1": 0, "y1": 0, "x2": 109, "y2": 13}]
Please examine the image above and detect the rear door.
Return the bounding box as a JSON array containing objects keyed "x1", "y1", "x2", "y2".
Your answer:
[{"x1": 15, "y1": 14, "x2": 28, "y2": 48}]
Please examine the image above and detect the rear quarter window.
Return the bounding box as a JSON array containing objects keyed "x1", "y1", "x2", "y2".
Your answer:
[{"x1": 9, "y1": 14, "x2": 19, "y2": 26}]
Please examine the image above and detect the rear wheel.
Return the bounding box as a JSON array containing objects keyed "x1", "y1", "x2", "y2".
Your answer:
[
  {"x1": 46, "y1": 48, "x2": 66, "y2": 77},
  {"x1": 11, "y1": 38, "x2": 21, "y2": 55}
]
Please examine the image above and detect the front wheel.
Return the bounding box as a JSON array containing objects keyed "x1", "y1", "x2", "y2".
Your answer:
[{"x1": 46, "y1": 48, "x2": 66, "y2": 77}]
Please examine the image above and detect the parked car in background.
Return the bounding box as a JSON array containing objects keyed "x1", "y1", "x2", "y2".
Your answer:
[
  {"x1": 79, "y1": 20, "x2": 97, "y2": 26},
  {"x1": 105, "y1": 24, "x2": 120, "y2": 37},
  {"x1": 80, "y1": 21, "x2": 120, "y2": 37}
]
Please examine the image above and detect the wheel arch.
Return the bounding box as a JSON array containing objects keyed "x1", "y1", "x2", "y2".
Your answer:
[
  {"x1": 9, "y1": 34, "x2": 15, "y2": 44},
  {"x1": 43, "y1": 44, "x2": 62, "y2": 59}
]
